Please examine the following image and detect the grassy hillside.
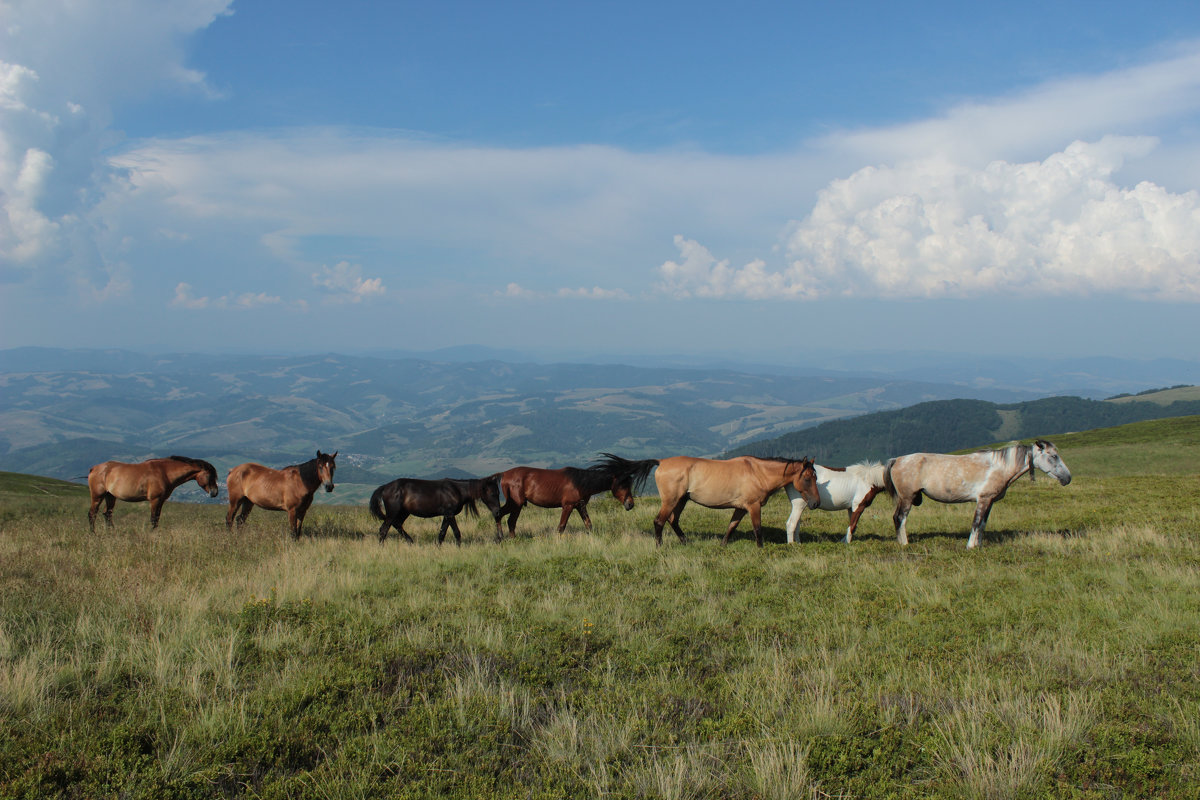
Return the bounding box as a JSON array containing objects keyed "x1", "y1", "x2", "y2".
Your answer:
[
  {"x1": 2, "y1": 419, "x2": 1199, "y2": 798},
  {"x1": 730, "y1": 393, "x2": 1200, "y2": 465}
]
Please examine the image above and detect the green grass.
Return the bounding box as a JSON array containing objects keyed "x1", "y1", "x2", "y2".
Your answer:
[{"x1": 3, "y1": 421, "x2": 1200, "y2": 798}]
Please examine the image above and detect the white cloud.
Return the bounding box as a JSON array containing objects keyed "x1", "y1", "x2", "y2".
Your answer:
[
  {"x1": 0, "y1": 0, "x2": 230, "y2": 288},
  {"x1": 171, "y1": 281, "x2": 208, "y2": 309},
  {"x1": 170, "y1": 282, "x2": 299, "y2": 311},
  {"x1": 498, "y1": 282, "x2": 629, "y2": 300},
  {"x1": 311, "y1": 261, "x2": 386, "y2": 303},
  {"x1": 657, "y1": 137, "x2": 1200, "y2": 301}
]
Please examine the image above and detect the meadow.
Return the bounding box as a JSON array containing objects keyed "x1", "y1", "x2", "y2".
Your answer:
[{"x1": 2, "y1": 420, "x2": 1200, "y2": 799}]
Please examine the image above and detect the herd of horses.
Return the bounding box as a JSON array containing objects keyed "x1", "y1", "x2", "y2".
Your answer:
[{"x1": 85, "y1": 440, "x2": 1072, "y2": 549}]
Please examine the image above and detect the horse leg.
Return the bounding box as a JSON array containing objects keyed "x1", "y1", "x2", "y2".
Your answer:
[
  {"x1": 395, "y1": 513, "x2": 416, "y2": 544},
  {"x1": 666, "y1": 498, "x2": 688, "y2": 543},
  {"x1": 444, "y1": 515, "x2": 463, "y2": 547},
  {"x1": 502, "y1": 502, "x2": 523, "y2": 538},
  {"x1": 290, "y1": 495, "x2": 314, "y2": 539},
  {"x1": 967, "y1": 499, "x2": 995, "y2": 549},
  {"x1": 721, "y1": 508, "x2": 748, "y2": 546},
  {"x1": 784, "y1": 493, "x2": 805, "y2": 544},
  {"x1": 576, "y1": 501, "x2": 592, "y2": 533},
  {"x1": 893, "y1": 495, "x2": 914, "y2": 546},
  {"x1": 749, "y1": 505, "x2": 764, "y2": 548},
  {"x1": 556, "y1": 504, "x2": 575, "y2": 533},
  {"x1": 846, "y1": 487, "x2": 881, "y2": 543},
  {"x1": 149, "y1": 497, "x2": 165, "y2": 529},
  {"x1": 236, "y1": 500, "x2": 253, "y2": 528},
  {"x1": 88, "y1": 495, "x2": 102, "y2": 532},
  {"x1": 103, "y1": 495, "x2": 116, "y2": 528}
]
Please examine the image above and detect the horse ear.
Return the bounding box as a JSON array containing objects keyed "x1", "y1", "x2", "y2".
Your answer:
[
  {"x1": 316, "y1": 450, "x2": 322, "y2": 459},
  {"x1": 331, "y1": 451, "x2": 338, "y2": 459}
]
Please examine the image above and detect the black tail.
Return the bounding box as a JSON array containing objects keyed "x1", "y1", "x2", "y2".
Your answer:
[
  {"x1": 461, "y1": 497, "x2": 480, "y2": 518},
  {"x1": 369, "y1": 485, "x2": 387, "y2": 521}
]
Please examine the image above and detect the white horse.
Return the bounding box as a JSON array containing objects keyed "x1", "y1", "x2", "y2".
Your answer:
[
  {"x1": 783, "y1": 461, "x2": 887, "y2": 543},
  {"x1": 884, "y1": 440, "x2": 1071, "y2": 549}
]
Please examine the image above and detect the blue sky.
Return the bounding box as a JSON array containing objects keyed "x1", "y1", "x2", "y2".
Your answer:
[{"x1": 4, "y1": 0, "x2": 1200, "y2": 362}]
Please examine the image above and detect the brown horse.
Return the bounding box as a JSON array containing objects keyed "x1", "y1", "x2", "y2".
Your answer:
[
  {"x1": 87, "y1": 455, "x2": 220, "y2": 531},
  {"x1": 226, "y1": 450, "x2": 337, "y2": 538},
  {"x1": 652, "y1": 455, "x2": 821, "y2": 547},
  {"x1": 497, "y1": 453, "x2": 658, "y2": 538}
]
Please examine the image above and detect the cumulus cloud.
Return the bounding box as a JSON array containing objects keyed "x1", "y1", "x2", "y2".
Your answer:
[
  {"x1": 657, "y1": 137, "x2": 1200, "y2": 301},
  {"x1": 0, "y1": 0, "x2": 230, "y2": 287},
  {"x1": 311, "y1": 261, "x2": 386, "y2": 303}
]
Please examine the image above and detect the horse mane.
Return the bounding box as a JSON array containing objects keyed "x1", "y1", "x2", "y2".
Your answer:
[
  {"x1": 168, "y1": 455, "x2": 218, "y2": 476},
  {"x1": 286, "y1": 457, "x2": 321, "y2": 485},
  {"x1": 595, "y1": 453, "x2": 658, "y2": 489},
  {"x1": 845, "y1": 460, "x2": 886, "y2": 487},
  {"x1": 981, "y1": 443, "x2": 1031, "y2": 472}
]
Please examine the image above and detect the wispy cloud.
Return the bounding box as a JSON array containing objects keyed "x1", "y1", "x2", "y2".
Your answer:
[
  {"x1": 498, "y1": 282, "x2": 630, "y2": 300},
  {"x1": 171, "y1": 282, "x2": 302, "y2": 310}
]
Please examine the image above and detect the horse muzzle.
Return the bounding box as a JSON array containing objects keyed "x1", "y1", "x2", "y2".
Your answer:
[
  {"x1": 208, "y1": 487, "x2": 219, "y2": 498},
  {"x1": 325, "y1": 483, "x2": 335, "y2": 492},
  {"x1": 623, "y1": 498, "x2": 635, "y2": 511}
]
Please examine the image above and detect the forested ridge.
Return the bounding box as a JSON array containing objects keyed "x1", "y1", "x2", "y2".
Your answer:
[{"x1": 728, "y1": 395, "x2": 1200, "y2": 463}]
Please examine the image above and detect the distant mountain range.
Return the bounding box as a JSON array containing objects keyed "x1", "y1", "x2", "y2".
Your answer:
[{"x1": 2, "y1": 347, "x2": 1198, "y2": 504}]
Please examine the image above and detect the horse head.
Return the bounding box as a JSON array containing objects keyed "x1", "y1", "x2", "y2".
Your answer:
[
  {"x1": 316, "y1": 450, "x2": 338, "y2": 492},
  {"x1": 598, "y1": 453, "x2": 657, "y2": 511},
  {"x1": 790, "y1": 458, "x2": 821, "y2": 509},
  {"x1": 198, "y1": 463, "x2": 220, "y2": 498},
  {"x1": 1031, "y1": 440, "x2": 1071, "y2": 485}
]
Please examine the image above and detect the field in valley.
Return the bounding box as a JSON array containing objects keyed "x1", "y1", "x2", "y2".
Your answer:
[{"x1": 2, "y1": 419, "x2": 1200, "y2": 798}]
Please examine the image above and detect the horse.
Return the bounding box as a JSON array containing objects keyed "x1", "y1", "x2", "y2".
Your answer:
[
  {"x1": 884, "y1": 439, "x2": 1071, "y2": 549},
  {"x1": 225, "y1": 450, "x2": 337, "y2": 538},
  {"x1": 496, "y1": 453, "x2": 658, "y2": 538},
  {"x1": 652, "y1": 455, "x2": 821, "y2": 547},
  {"x1": 369, "y1": 474, "x2": 503, "y2": 545},
  {"x1": 87, "y1": 455, "x2": 220, "y2": 531},
  {"x1": 783, "y1": 461, "x2": 887, "y2": 544}
]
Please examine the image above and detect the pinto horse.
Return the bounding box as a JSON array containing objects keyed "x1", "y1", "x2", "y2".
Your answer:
[
  {"x1": 87, "y1": 455, "x2": 220, "y2": 531},
  {"x1": 226, "y1": 450, "x2": 337, "y2": 538},
  {"x1": 784, "y1": 461, "x2": 887, "y2": 544},
  {"x1": 497, "y1": 453, "x2": 658, "y2": 538},
  {"x1": 652, "y1": 455, "x2": 820, "y2": 547},
  {"x1": 369, "y1": 475, "x2": 503, "y2": 545},
  {"x1": 884, "y1": 439, "x2": 1071, "y2": 549}
]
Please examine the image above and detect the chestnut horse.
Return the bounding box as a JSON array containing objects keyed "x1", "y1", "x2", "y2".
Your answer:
[
  {"x1": 226, "y1": 450, "x2": 337, "y2": 538},
  {"x1": 497, "y1": 453, "x2": 658, "y2": 538},
  {"x1": 885, "y1": 440, "x2": 1071, "y2": 548},
  {"x1": 87, "y1": 455, "x2": 219, "y2": 531},
  {"x1": 652, "y1": 455, "x2": 820, "y2": 547},
  {"x1": 369, "y1": 475, "x2": 503, "y2": 545}
]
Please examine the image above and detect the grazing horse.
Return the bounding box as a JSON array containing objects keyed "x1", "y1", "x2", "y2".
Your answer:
[
  {"x1": 884, "y1": 440, "x2": 1071, "y2": 548},
  {"x1": 87, "y1": 455, "x2": 220, "y2": 531},
  {"x1": 226, "y1": 450, "x2": 337, "y2": 538},
  {"x1": 652, "y1": 455, "x2": 821, "y2": 547},
  {"x1": 784, "y1": 461, "x2": 887, "y2": 544},
  {"x1": 369, "y1": 475, "x2": 503, "y2": 545},
  {"x1": 497, "y1": 453, "x2": 658, "y2": 538}
]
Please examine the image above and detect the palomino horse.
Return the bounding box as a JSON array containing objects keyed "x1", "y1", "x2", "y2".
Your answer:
[
  {"x1": 884, "y1": 440, "x2": 1071, "y2": 549},
  {"x1": 369, "y1": 475, "x2": 503, "y2": 545},
  {"x1": 497, "y1": 453, "x2": 658, "y2": 538},
  {"x1": 226, "y1": 450, "x2": 337, "y2": 538},
  {"x1": 784, "y1": 461, "x2": 887, "y2": 543},
  {"x1": 652, "y1": 455, "x2": 821, "y2": 547},
  {"x1": 87, "y1": 455, "x2": 219, "y2": 531}
]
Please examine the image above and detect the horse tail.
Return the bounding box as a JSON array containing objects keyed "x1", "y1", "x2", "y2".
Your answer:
[
  {"x1": 369, "y1": 485, "x2": 388, "y2": 521},
  {"x1": 882, "y1": 458, "x2": 898, "y2": 498},
  {"x1": 462, "y1": 497, "x2": 480, "y2": 518}
]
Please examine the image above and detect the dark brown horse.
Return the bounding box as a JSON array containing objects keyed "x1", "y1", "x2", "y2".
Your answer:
[
  {"x1": 226, "y1": 450, "x2": 337, "y2": 538},
  {"x1": 369, "y1": 474, "x2": 503, "y2": 545},
  {"x1": 87, "y1": 455, "x2": 219, "y2": 531},
  {"x1": 652, "y1": 455, "x2": 821, "y2": 547},
  {"x1": 497, "y1": 453, "x2": 658, "y2": 538}
]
